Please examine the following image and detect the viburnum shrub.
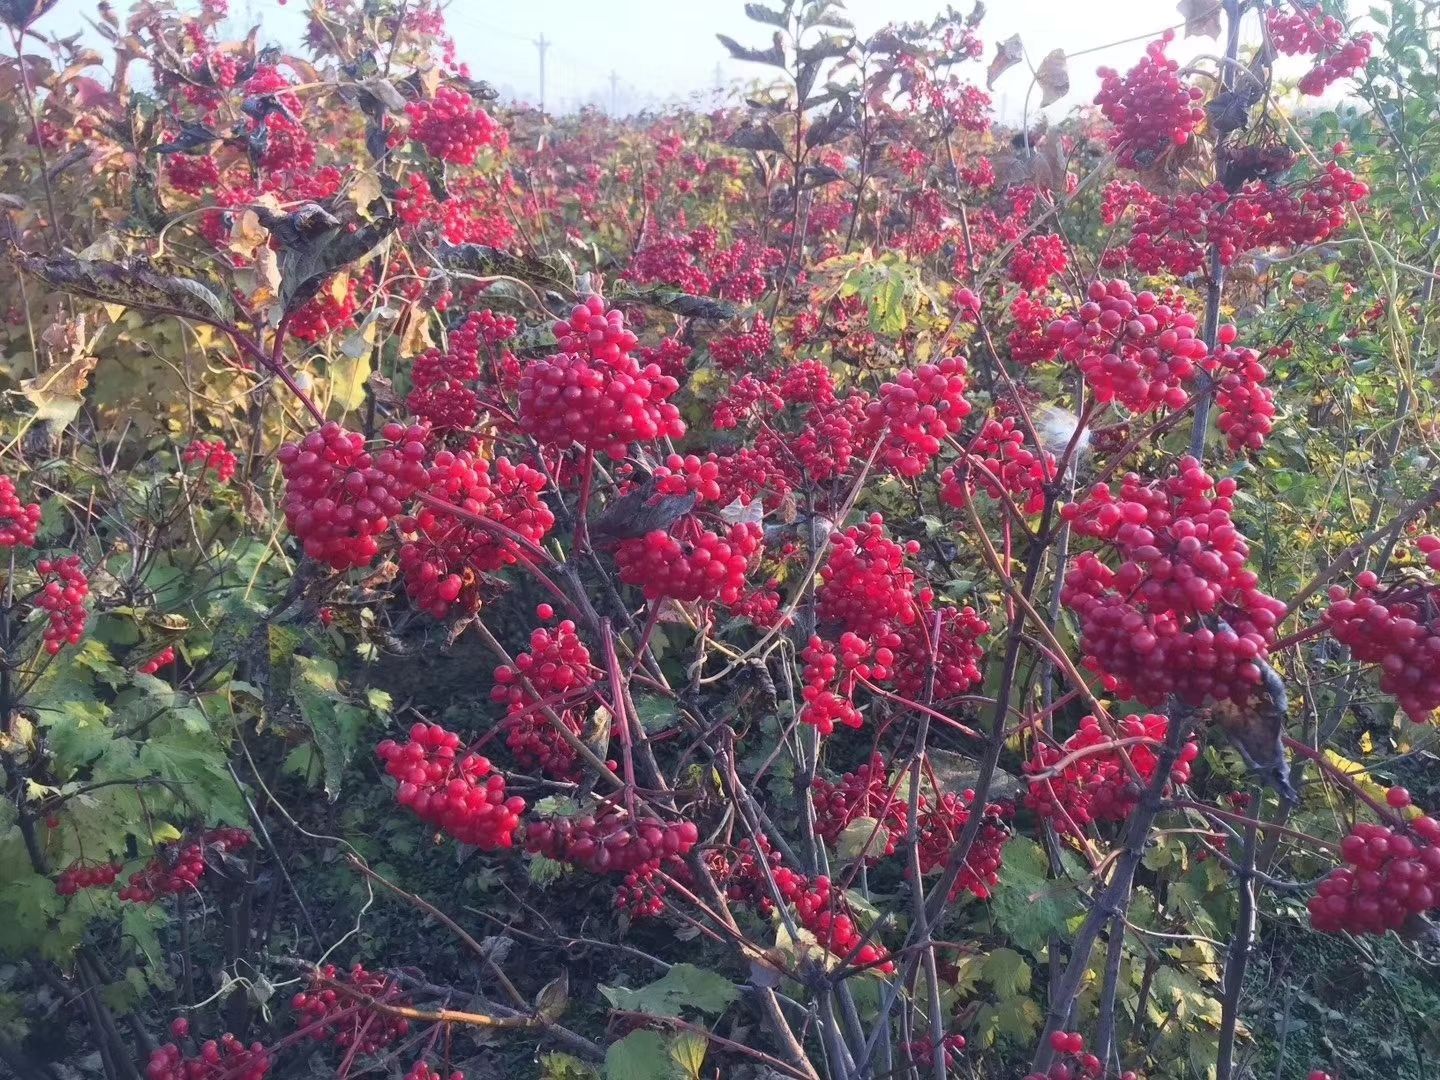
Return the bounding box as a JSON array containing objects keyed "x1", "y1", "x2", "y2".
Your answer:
[{"x1": 6, "y1": 0, "x2": 1438, "y2": 1077}]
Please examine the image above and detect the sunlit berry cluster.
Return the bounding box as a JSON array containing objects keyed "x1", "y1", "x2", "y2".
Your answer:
[
  {"x1": 145, "y1": 1034, "x2": 271, "y2": 1080},
  {"x1": 0, "y1": 475, "x2": 42, "y2": 547},
  {"x1": 138, "y1": 645, "x2": 178, "y2": 675},
  {"x1": 1309, "y1": 793, "x2": 1440, "y2": 935},
  {"x1": 863, "y1": 356, "x2": 972, "y2": 477},
  {"x1": 406, "y1": 86, "x2": 504, "y2": 165},
  {"x1": 1047, "y1": 281, "x2": 1209, "y2": 414},
  {"x1": 287, "y1": 276, "x2": 360, "y2": 342},
  {"x1": 519, "y1": 298, "x2": 685, "y2": 459},
  {"x1": 1209, "y1": 343, "x2": 1276, "y2": 453},
  {"x1": 376, "y1": 723, "x2": 525, "y2": 850},
  {"x1": 817, "y1": 515, "x2": 922, "y2": 636},
  {"x1": 491, "y1": 619, "x2": 596, "y2": 780},
  {"x1": 524, "y1": 805, "x2": 699, "y2": 874},
  {"x1": 1024, "y1": 714, "x2": 1198, "y2": 835},
  {"x1": 1298, "y1": 34, "x2": 1372, "y2": 96},
  {"x1": 397, "y1": 453, "x2": 553, "y2": 617},
  {"x1": 1322, "y1": 540, "x2": 1440, "y2": 721},
  {"x1": 277, "y1": 422, "x2": 428, "y2": 571},
  {"x1": 1095, "y1": 33, "x2": 1206, "y2": 168},
  {"x1": 613, "y1": 519, "x2": 763, "y2": 605},
  {"x1": 1008, "y1": 234, "x2": 1068, "y2": 291},
  {"x1": 1266, "y1": 9, "x2": 1344, "y2": 54},
  {"x1": 942, "y1": 415, "x2": 1056, "y2": 515},
  {"x1": 1060, "y1": 457, "x2": 1287, "y2": 705}
]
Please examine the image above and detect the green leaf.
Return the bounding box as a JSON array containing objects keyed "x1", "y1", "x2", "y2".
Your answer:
[
  {"x1": 292, "y1": 656, "x2": 368, "y2": 799},
  {"x1": 604, "y1": 1030, "x2": 673, "y2": 1080},
  {"x1": 982, "y1": 947, "x2": 1031, "y2": 999},
  {"x1": 538, "y1": 1054, "x2": 600, "y2": 1080},
  {"x1": 599, "y1": 964, "x2": 740, "y2": 1019},
  {"x1": 989, "y1": 837, "x2": 1084, "y2": 954}
]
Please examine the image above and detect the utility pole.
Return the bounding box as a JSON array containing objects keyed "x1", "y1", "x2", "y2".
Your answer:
[
  {"x1": 534, "y1": 33, "x2": 550, "y2": 113},
  {"x1": 608, "y1": 70, "x2": 619, "y2": 115}
]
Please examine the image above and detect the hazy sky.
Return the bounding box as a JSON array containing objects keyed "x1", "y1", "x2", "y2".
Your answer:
[{"x1": 33, "y1": 0, "x2": 1286, "y2": 123}]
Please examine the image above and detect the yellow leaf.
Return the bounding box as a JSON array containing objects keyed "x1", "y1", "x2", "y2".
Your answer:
[
  {"x1": 20, "y1": 315, "x2": 99, "y2": 429},
  {"x1": 329, "y1": 271, "x2": 351, "y2": 305},
  {"x1": 1358, "y1": 730, "x2": 1374, "y2": 755},
  {"x1": 327, "y1": 351, "x2": 371, "y2": 413},
  {"x1": 349, "y1": 171, "x2": 384, "y2": 221}
]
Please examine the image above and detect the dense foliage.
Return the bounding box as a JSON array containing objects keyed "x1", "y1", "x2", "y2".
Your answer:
[{"x1": 1, "y1": 1, "x2": 1438, "y2": 1079}]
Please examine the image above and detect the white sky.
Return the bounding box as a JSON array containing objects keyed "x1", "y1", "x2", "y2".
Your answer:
[{"x1": 34, "y1": 0, "x2": 1308, "y2": 123}]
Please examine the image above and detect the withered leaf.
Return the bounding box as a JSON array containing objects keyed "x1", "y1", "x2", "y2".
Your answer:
[
  {"x1": 1035, "y1": 49, "x2": 1069, "y2": 106},
  {"x1": 589, "y1": 488, "x2": 697, "y2": 545},
  {"x1": 987, "y1": 34, "x2": 1024, "y2": 89},
  {"x1": 8, "y1": 246, "x2": 230, "y2": 324},
  {"x1": 1177, "y1": 0, "x2": 1223, "y2": 39}
]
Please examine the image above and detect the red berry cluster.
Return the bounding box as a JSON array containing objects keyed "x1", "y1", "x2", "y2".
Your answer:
[
  {"x1": 1308, "y1": 797, "x2": 1440, "y2": 935},
  {"x1": 120, "y1": 828, "x2": 251, "y2": 903},
  {"x1": 277, "y1": 422, "x2": 428, "y2": 571},
  {"x1": 708, "y1": 314, "x2": 775, "y2": 372},
  {"x1": 182, "y1": 439, "x2": 238, "y2": 484},
  {"x1": 811, "y1": 754, "x2": 907, "y2": 859},
  {"x1": 793, "y1": 874, "x2": 895, "y2": 973},
  {"x1": 1095, "y1": 33, "x2": 1206, "y2": 168},
  {"x1": 863, "y1": 356, "x2": 972, "y2": 478},
  {"x1": 291, "y1": 964, "x2": 410, "y2": 1053},
  {"x1": 287, "y1": 276, "x2": 360, "y2": 342},
  {"x1": 56, "y1": 860, "x2": 122, "y2": 896},
  {"x1": 1060, "y1": 458, "x2": 1287, "y2": 705},
  {"x1": 524, "y1": 805, "x2": 699, "y2": 874},
  {"x1": 942, "y1": 415, "x2": 1056, "y2": 516},
  {"x1": 1298, "y1": 34, "x2": 1372, "y2": 96},
  {"x1": 0, "y1": 475, "x2": 42, "y2": 547},
  {"x1": 1266, "y1": 9, "x2": 1344, "y2": 54},
  {"x1": 145, "y1": 1034, "x2": 271, "y2": 1080},
  {"x1": 628, "y1": 227, "x2": 783, "y2": 304},
  {"x1": 1024, "y1": 714, "x2": 1199, "y2": 836},
  {"x1": 397, "y1": 452, "x2": 554, "y2": 617},
  {"x1": 798, "y1": 636, "x2": 869, "y2": 735},
  {"x1": 1322, "y1": 540, "x2": 1440, "y2": 721},
  {"x1": 730, "y1": 578, "x2": 790, "y2": 629},
  {"x1": 404, "y1": 1061, "x2": 463, "y2": 1080},
  {"x1": 376, "y1": 723, "x2": 525, "y2": 850},
  {"x1": 650, "y1": 453, "x2": 723, "y2": 502},
  {"x1": 1023, "y1": 1031, "x2": 1118, "y2": 1080},
  {"x1": 519, "y1": 297, "x2": 685, "y2": 460},
  {"x1": 491, "y1": 619, "x2": 596, "y2": 780},
  {"x1": 138, "y1": 645, "x2": 178, "y2": 675},
  {"x1": 891, "y1": 605, "x2": 990, "y2": 702},
  {"x1": 817, "y1": 515, "x2": 922, "y2": 636},
  {"x1": 913, "y1": 789, "x2": 1012, "y2": 901},
  {"x1": 613, "y1": 519, "x2": 763, "y2": 605},
  {"x1": 906, "y1": 1034, "x2": 968, "y2": 1072},
  {"x1": 1008, "y1": 234, "x2": 1068, "y2": 291},
  {"x1": 406, "y1": 86, "x2": 504, "y2": 165},
  {"x1": 1210, "y1": 343, "x2": 1276, "y2": 453},
  {"x1": 36, "y1": 555, "x2": 89, "y2": 654},
  {"x1": 1007, "y1": 292, "x2": 1064, "y2": 366},
  {"x1": 1047, "y1": 281, "x2": 1209, "y2": 414},
  {"x1": 165, "y1": 153, "x2": 222, "y2": 197}
]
